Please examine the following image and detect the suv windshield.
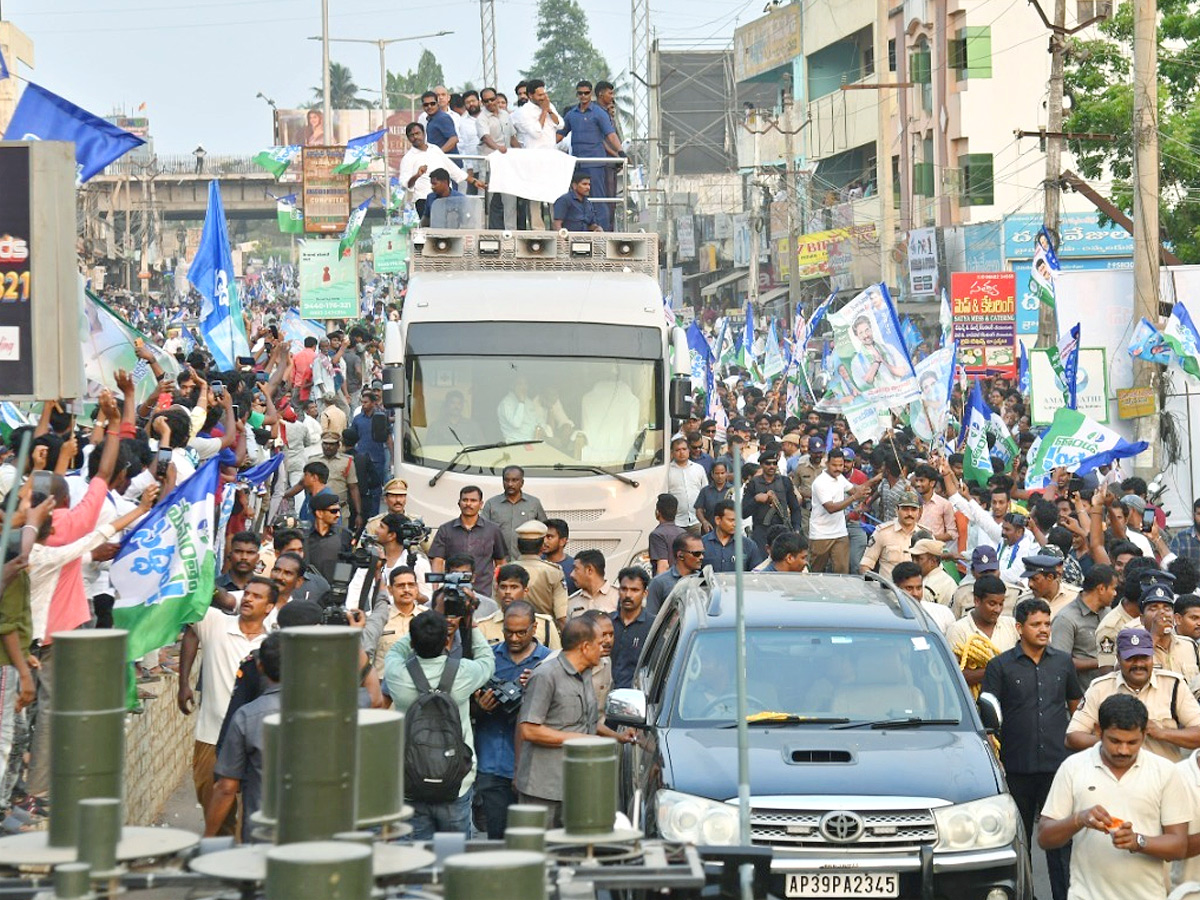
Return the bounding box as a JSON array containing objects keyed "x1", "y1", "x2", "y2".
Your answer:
[
  {"x1": 673, "y1": 629, "x2": 969, "y2": 725},
  {"x1": 404, "y1": 355, "x2": 664, "y2": 475}
]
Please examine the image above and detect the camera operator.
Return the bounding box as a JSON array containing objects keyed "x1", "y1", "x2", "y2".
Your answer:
[
  {"x1": 473, "y1": 599, "x2": 551, "y2": 838},
  {"x1": 442, "y1": 554, "x2": 501, "y2": 619},
  {"x1": 426, "y1": 570, "x2": 484, "y2": 660},
  {"x1": 374, "y1": 512, "x2": 432, "y2": 592},
  {"x1": 475, "y1": 564, "x2": 561, "y2": 650},
  {"x1": 383, "y1": 608, "x2": 495, "y2": 839},
  {"x1": 304, "y1": 493, "x2": 352, "y2": 584}
]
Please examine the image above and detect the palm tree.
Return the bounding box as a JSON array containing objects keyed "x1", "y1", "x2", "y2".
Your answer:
[{"x1": 311, "y1": 62, "x2": 373, "y2": 110}]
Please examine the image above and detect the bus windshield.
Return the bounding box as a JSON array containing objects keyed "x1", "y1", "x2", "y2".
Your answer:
[{"x1": 403, "y1": 355, "x2": 664, "y2": 475}]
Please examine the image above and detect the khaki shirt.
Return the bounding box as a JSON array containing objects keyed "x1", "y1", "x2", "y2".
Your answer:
[
  {"x1": 945, "y1": 613, "x2": 1020, "y2": 656},
  {"x1": 859, "y1": 519, "x2": 919, "y2": 580},
  {"x1": 1043, "y1": 744, "x2": 1190, "y2": 900},
  {"x1": 1172, "y1": 751, "x2": 1200, "y2": 887},
  {"x1": 320, "y1": 404, "x2": 348, "y2": 438},
  {"x1": 514, "y1": 555, "x2": 569, "y2": 621},
  {"x1": 922, "y1": 566, "x2": 957, "y2": 607},
  {"x1": 319, "y1": 452, "x2": 358, "y2": 509},
  {"x1": 789, "y1": 460, "x2": 821, "y2": 504},
  {"x1": 1153, "y1": 635, "x2": 1200, "y2": 692},
  {"x1": 1067, "y1": 669, "x2": 1200, "y2": 761},
  {"x1": 475, "y1": 608, "x2": 561, "y2": 650},
  {"x1": 592, "y1": 656, "x2": 613, "y2": 713},
  {"x1": 373, "y1": 603, "x2": 426, "y2": 675},
  {"x1": 1096, "y1": 605, "x2": 1137, "y2": 668},
  {"x1": 1017, "y1": 583, "x2": 1081, "y2": 620},
  {"x1": 566, "y1": 582, "x2": 617, "y2": 619}
]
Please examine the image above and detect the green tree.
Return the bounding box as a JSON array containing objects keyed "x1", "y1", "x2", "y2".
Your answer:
[
  {"x1": 387, "y1": 49, "x2": 446, "y2": 108},
  {"x1": 521, "y1": 0, "x2": 610, "y2": 111},
  {"x1": 1063, "y1": 0, "x2": 1200, "y2": 262},
  {"x1": 311, "y1": 61, "x2": 374, "y2": 109}
]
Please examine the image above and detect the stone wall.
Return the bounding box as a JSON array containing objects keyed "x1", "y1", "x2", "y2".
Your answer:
[{"x1": 123, "y1": 671, "x2": 193, "y2": 826}]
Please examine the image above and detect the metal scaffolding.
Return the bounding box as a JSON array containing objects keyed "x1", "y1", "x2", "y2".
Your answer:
[{"x1": 480, "y1": 0, "x2": 497, "y2": 90}]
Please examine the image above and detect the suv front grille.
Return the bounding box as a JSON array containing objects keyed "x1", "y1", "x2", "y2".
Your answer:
[{"x1": 750, "y1": 807, "x2": 937, "y2": 848}]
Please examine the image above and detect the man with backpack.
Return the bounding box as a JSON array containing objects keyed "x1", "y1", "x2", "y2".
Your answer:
[{"x1": 383, "y1": 609, "x2": 495, "y2": 839}]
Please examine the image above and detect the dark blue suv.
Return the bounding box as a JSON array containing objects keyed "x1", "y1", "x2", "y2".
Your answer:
[{"x1": 606, "y1": 570, "x2": 1031, "y2": 900}]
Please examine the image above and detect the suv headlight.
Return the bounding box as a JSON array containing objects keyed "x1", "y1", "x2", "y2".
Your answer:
[
  {"x1": 933, "y1": 794, "x2": 1019, "y2": 851},
  {"x1": 655, "y1": 790, "x2": 740, "y2": 845}
]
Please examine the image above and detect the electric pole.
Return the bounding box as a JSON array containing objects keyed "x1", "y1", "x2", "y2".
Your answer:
[
  {"x1": 782, "y1": 81, "x2": 800, "y2": 317},
  {"x1": 480, "y1": 0, "x2": 497, "y2": 90},
  {"x1": 1038, "y1": 0, "x2": 1066, "y2": 348},
  {"x1": 1132, "y1": 0, "x2": 1160, "y2": 477}
]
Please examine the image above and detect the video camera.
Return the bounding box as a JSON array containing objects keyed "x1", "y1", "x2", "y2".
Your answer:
[
  {"x1": 326, "y1": 536, "x2": 385, "y2": 623},
  {"x1": 397, "y1": 518, "x2": 430, "y2": 548},
  {"x1": 425, "y1": 571, "x2": 475, "y2": 619},
  {"x1": 485, "y1": 676, "x2": 524, "y2": 715}
]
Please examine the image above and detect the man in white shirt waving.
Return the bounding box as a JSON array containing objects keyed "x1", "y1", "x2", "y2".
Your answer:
[{"x1": 808, "y1": 448, "x2": 870, "y2": 574}]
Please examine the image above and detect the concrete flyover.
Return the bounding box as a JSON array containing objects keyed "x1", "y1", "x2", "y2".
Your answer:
[{"x1": 83, "y1": 154, "x2": 385, "y2": 222}]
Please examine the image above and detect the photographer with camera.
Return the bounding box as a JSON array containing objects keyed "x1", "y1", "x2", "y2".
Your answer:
[
  {"x1": 374, "y1": 512, "x2": 432, "y2": 591},
  {"x1": 473, "y1": 599, "x2": 551, "y2": 838},
  {"x1": 384, "y1": 608, "x2": 495, "y2": 839}
]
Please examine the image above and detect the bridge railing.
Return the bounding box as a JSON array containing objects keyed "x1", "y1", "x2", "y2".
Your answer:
[{"x1": 102, "y1": 155, "x2": 270, "y2": 178}]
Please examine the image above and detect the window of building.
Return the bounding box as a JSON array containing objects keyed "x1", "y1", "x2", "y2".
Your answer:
[
  {"x1": 892, "y1": 155, "x2": 901, "y2": 208},
  {"x1": 950, "y1": 26, "x2": 992, "y2": 79},
  {"x1": 913, "y1": 162, "x2": 934, "y2": 197},
  {"x1": 961, "y1": 153, "x2": 994, "y2": 206},
  {"x1": 888, "y1": 39, "x2": 897, "y2": 72}
]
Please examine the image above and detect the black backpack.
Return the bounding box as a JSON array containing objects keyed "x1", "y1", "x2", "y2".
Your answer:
[{"x1": 403, "y1": 656, "x2": 474, "y2": 804}]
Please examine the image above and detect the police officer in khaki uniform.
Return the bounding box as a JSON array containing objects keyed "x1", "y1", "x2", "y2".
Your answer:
[
  {"x1": 1136, "y1": 583, "x2": 1200, "y2": 692},
  {"x1": 911, "y1": 538, "x2": 958, "y2": 607},
  {"x1": 1095, "y1": 570, "x2": 1168, "y2": 670},
  {"x1": 859, "y1": 490, "x2": 927, "y2": 580},
  {"x1": 1016, "y1": 554, "x2": 1080, "y2": 619},
  {"x1": 366, "y1": 478, "x2": 409, "y2": 534},
  {"x1": 512, "y1": 519, "x2": 569, "y2": 625},
  {"x1": 318, "y1": 431, "x2": 361, "y2": 525},
  {"x1": 1066, "y1": 627, "x2": 1200, "y2": 761},
  {"x1": 789, "y1": 436, "x2": 824, "y2": 534}
]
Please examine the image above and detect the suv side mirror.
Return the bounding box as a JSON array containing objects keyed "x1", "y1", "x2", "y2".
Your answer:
[
  {"x1": 977, "y1": 692, "x2": 1002, "y2": 734},
  {"x1": 606, "y1": 688, "x2": 648, "y2": 727}
]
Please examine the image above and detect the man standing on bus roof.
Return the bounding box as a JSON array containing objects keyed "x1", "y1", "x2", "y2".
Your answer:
[{"x1": 483, "y1": 465, "x2": 547, "y2": 560}]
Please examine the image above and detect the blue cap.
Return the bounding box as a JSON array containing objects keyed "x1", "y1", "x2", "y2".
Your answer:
[
  {"x1": 1117, "y1": 628, "x2": 1154, "y2": 660},
  {"x1": 1139, "y1": 583, "x2": 1175, "y2": 611},
  {"x1": 971, "y1": 546, "x2": 999, "y2": 573},
  {"x1": 1020, "y1": 554, "x2": 1063, "y2": 579}
]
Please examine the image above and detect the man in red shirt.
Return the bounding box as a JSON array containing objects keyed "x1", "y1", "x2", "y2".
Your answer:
[
  {"x1": 26, "y1": 372, "x2": 136, "y2": 810},
  {"x1": 290, "y1": 337, "x2": 318, "y2": 404}
]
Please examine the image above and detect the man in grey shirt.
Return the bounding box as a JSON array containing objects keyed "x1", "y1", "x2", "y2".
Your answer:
[
  {"x1": 208, "y1": 632, "x2": 282, "y2": 841},
  {"x1": 1049, "y1": 563, "x2": 1116, "y2": 689},
  {"x1": 482, "y1": 465, "x2": 547, "y2": 560},
  {"x1": 515, "y1": 617, "x2": 634, "y2": 826}
]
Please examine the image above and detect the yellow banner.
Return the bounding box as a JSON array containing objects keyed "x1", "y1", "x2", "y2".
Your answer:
[{"x1": 795, "y1": 225, "x2": 876, "y2": 281}]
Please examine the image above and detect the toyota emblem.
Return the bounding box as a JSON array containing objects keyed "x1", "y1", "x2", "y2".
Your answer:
[{"x1": 819, "y1": 810, "x2": 865, "y2": 843}]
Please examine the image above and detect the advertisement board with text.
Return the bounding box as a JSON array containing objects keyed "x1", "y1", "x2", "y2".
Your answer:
[
  {"x1": 1029, "y1": 347, "x2": 1109, "y2": 424},
  {"x1": 950, "y1": 271, "x2": 1017, "y2": 378},
  {"x1": 299, "y1": 240, "x2": 357, "y2": 319},
  {"x1": 301, "y1": 147, "x2": 350, "y2": 234}
]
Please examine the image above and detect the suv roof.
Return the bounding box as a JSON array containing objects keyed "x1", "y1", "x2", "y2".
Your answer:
[{"x1": 676, "y1": 571, "x2": 932, "y2": 632}]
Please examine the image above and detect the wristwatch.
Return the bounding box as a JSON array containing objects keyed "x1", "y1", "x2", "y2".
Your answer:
[{"x1": 1136, "y1": 833, "x2": 1147, "y2": 852}]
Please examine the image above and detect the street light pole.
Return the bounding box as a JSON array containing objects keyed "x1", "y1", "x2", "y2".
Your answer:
[
  {"x1": 321, "y1": 0, "x2": 332, "y2": 140},
  {"x1": 309, "y1": 31, "x2": 453, "y2": 216}
]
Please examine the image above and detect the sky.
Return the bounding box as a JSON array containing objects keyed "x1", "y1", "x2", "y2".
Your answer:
[{"x1": 6, "y1": 0, "x2": 759, "y2": 156}]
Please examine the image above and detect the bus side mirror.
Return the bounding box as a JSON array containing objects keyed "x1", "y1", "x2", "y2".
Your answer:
[
  {"x1": 382, "y1": 365, "x2": 405, "y2": 409},
  {"x1": 669, "y1": 376, "x2": 692, "y2": 420}
]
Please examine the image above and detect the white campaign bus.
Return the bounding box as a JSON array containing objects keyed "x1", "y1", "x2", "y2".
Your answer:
[{"x1": 382, "y1": 229, "x2": 693, "y2": 572}]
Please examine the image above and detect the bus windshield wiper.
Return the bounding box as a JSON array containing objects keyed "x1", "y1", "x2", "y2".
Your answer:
[
  {"x1": 552, "y1": 463, "x2": 639, "y2": 488},
  {"x1": 428, "y1": 440, "x2": 543, "y2": 487},
  {"x1": 832, "y1": 718, "x2": 960, "y2": 730}
]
